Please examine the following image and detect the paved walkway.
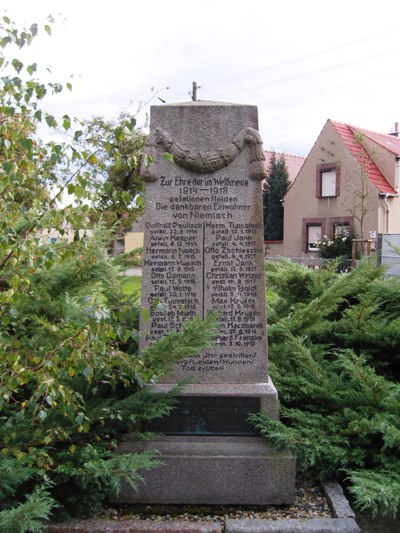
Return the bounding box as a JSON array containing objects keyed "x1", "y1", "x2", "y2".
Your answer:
[{"x1": 124, "y1": 267, "x2": 142, "y2": 276}]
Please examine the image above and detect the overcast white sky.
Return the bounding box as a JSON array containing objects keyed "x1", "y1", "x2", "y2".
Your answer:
[{"x1": 3, "y1": 0, "x2": 400, "y2": 156}]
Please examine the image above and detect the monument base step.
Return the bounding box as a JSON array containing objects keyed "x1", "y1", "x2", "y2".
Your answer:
[{"x1": 111, "y1": 435, "x2": 295, "y2": 505}]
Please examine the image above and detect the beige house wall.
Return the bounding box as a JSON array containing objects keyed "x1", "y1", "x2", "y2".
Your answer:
[
  {"x1": 125, "y1": 231, "x2": 144, "y2": 252},
  {"x1": 382, "y1": 194, "x2": 400, "y2": 234},
  {"x1": 264, "y1": 241, "x2": 284, "y2": 257},
  {"x1": 281, "y1": 120, "x2": 391, "y2": 257},
  {"x1": 124, "y1": 217, "x2": 145, "y2": 252}
]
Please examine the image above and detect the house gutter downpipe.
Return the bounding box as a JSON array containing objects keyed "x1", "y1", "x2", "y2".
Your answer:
[{"x1": 383, "y1": 193, "x2": 390, "y2": 233}]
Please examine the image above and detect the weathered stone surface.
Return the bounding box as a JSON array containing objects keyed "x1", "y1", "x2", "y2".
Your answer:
[
  {"x1": 225, "y1": 517, "x2": 361, "y2": 532},
  {"x1": 112, "y1": 436, "x2": 295, "y2": 505},
  {"x1": 140, "y1": 101, "x2": 268, "y2": 385},
  {"x1": 45, "y1": 519, "x2": 222, "y2": 532},
  {"x1": 322, "y1": 482, "x2": 356, "y2": 519}
]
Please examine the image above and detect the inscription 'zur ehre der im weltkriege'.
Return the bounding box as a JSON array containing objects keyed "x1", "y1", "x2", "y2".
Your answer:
[
  {"x1": 143, "y1": 173, "x2": 264, "y2": 375},
  {"x1": 156, "y1": 176, "x2": 251, "y2": 219}
]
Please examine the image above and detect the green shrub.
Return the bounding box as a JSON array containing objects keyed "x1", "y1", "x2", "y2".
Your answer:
[
  {"x1": 317, "y1": 232, "x2": 353, "y2": 259},
  {"x1": 0, "y1": 16, "x2": 216, "y2": 531},
  {"x1": 251, "y1": 258, "x2": 400, "y2": 518}
]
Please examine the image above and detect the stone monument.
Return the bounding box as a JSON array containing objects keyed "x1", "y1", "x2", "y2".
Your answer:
[{"x1": 114, "y1": 101, "x2": 295, "y2": 505}]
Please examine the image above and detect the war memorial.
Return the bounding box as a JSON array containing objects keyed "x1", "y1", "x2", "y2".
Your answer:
[{"x1": 114, "y1": 101, "x2": 295, "y2": 505}]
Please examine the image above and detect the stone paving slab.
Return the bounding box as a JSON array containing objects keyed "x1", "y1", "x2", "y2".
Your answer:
[
  {"x1": 224, "y1": 517, "x2": 360, "y2": 532},
  {"x1": 322, "y1": 482, "x2": 356, "y2": 519},
  {"x1": 44, "y1": 518, "x2": 222, "y2": 533}
]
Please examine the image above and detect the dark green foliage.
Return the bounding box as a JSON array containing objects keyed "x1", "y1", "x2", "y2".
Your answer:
[
  {"x1": 142, "y1": 312, "x2": 218, "y2": 376},
  {"x1": 0, "y1": 233, "x2": 217, "y2": 522},
  {"x1": 346, "y1": 469, "x2": 400, "y2": 518},
  {"x1": 0, "y1": 457, "x2": 36, "y2": 501},
  {"x1": 52, "y1": 448, "x2": 160, "y2": 517},
  {"x1": 0, "y1": 484, "x2": 56, "y2": 533},
  {"x1": 113, "y1": 247, "x2": 143, "y2": 269},
  {"x1": 0, "y1": 16, "x2": 217, "y2": 530},
  {"x1": 263, "y1": 153, "x2": 290, "y2": 241},
  {"x1": 251, "y1": 258, "x2": 400, "y2": 518}
]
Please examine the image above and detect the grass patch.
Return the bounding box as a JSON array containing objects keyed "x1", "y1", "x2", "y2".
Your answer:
[{"x1": 120, "y1": 275, "x2": 142, "y2": 297}]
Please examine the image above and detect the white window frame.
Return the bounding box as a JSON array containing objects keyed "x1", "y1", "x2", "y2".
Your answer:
[
  {"x1": 307, "y1": 225, "x2": 321, "y2": 251},
  {"x1": 321, "y1": 169, "x2": 337, "y2": 197}
]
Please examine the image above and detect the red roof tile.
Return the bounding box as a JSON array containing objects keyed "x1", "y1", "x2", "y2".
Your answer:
[
  {"x1": 264, "y1": 151, "x2": 305, "y2": 183},
  {"x1": 330, "y1": 120, "x2": 396, "y2": 195},
  {"x1": 353, "y1": 126, "x2": 400, "y2": 156}
]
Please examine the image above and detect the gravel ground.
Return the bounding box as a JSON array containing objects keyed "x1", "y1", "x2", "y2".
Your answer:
[{"x1": 95, "y1": 473, "x2": 332, "y2": 526}]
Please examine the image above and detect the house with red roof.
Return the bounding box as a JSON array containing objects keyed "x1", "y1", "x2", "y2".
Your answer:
[{"x1": 279, "y1": 119, "x2": 400, "y2": 258}]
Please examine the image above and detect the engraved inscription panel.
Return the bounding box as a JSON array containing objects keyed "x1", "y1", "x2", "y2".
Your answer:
[{"x1": 141, "y1": 164, "x2": 267, "y2": 384}]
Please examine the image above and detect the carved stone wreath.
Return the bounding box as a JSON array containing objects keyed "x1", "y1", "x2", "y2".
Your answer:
[{"x1": 141, "y1": 127, "x2": 266, "y2": 182}]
